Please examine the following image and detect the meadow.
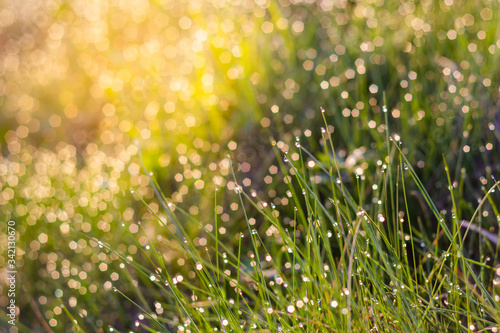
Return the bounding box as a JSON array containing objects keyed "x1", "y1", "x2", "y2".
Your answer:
[{"x1": 1, "y1": 0, "x2": 500, "y2": 331}]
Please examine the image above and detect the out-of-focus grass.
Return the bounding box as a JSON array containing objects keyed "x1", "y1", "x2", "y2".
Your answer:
[{"x1": 0, "y1": 0, "x2": 500, "y2": 331}]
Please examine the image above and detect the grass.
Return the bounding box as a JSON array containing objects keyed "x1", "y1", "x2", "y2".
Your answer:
[
  {"x1": 1, "y1": 0, "x2": 500, "y2": 332},
  {"x1": 99, "y1": 117, "x2": 500, "y2": 332}
]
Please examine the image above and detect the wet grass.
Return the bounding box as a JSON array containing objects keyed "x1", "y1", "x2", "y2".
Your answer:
[
  {"x1": 104, "y1": 117, "x2": 500, "y2": 332},
  {"x1": 1, "y1": 0, "x2": 500, "y2": 332}
]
